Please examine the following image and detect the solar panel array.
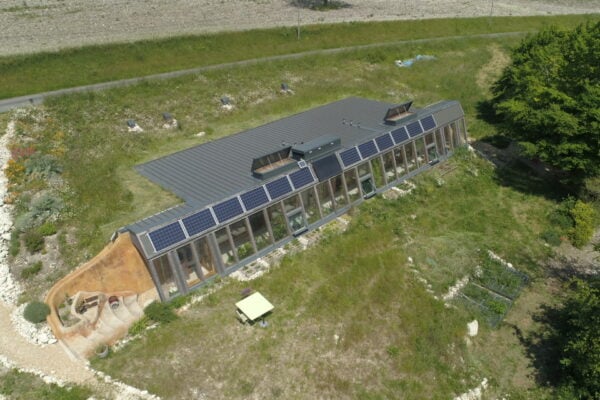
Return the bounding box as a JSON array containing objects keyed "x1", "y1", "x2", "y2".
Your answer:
[
  {"x1": 213, "y1": 197, "x2": 244, "y2": 223},
  {"x1": 146, "y1": 110, "x2": 443, "y2": 254},
  {"x1": 289, "y1": 168, "x2": 315, "y2": 189},
  {"x1": 266, "y1": 176, "x2": 293, "y2": 199},
  {"x1": 149, "y1": 222, "x2": 187, "y2": 252},
  {"x1": 240, "y1": 186, "x2": 269, "y2": 211},
  {"x1": 182, "y1": 209, "x2": 216, "y2": 236},
  {"x1": 358, "y1": 140, "x2": 378, "y2": 159},
  {"x1": 420, "y1": 115, "x2": 436, "y2": 131},
  {"x1": 391, "y1": 126, "x2": 409, "y2": 144},
  {"x1": 339, "y1": 147, "x2": 362, "y2": 167},
  {"x1": 375, "y1": 133, "x2": 394, "y2": 151},
  {"x1": 407, "y1": 121, "x2": 423, "y2": 137}
]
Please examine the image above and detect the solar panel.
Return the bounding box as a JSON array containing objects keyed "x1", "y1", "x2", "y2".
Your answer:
[
  {"x1": 420, "y1": 115, "x2": 436, "y2": 132},
  {"x1": 375, "y1": 134, "x2": 394, "y2": 151},
  {"x1": 266, "y1": 176, "x2": 293, "y2": 199},
  {"x1": 289, "y1": 168, "x2": 315, "y2": 189},
  {"x1": 391, "y1": 126, "x2": 409, "y2": 144},
  {"x1": 358, "y1": 140, "x2": 378, "y2": 159},
  {"x1": 407, "y1": 121, "x2": 423, "y2": 137},
  {"x1": 312, "y1": 154, "x2": 342, "y2": 181},
  {"x1": 339, "y1": 147, "x2": 361, "y2": 167},
  {"x1": 212, "y1": 197, "x2": 244, "y2": 223},
  {"x1": 149, "y1": 222, "x2": 186, "y2": 252},
  {"x1": 182, "y1": 209, "x2": 216, "y2": 236},
  {"x1": 240, "y1": 186, "x2": 269, "y2": 211}
]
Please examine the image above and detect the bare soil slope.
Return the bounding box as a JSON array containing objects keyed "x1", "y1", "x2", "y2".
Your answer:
[{"x1": 1, "y1": 0, "x2": 598, "y2": 56}]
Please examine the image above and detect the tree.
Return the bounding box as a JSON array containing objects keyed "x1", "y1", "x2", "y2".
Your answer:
[
  {"x1": 492, "y1": 22, "x2": 600, "y2": 183},
  {"x1": 552, "y1": 279, "x2": 600, "y2": 399}
]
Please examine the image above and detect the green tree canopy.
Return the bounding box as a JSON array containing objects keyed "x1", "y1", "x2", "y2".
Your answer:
[
  {"x1": 492, "y1": 22, "x2": 600, "y2": 182},
  {"x1": 554, "y1": 279, "x2": 600, "y2": 399}
]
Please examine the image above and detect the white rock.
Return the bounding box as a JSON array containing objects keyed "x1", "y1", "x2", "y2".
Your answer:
[{"x1": 467, "y1": 320, "x2": 479, "y2": 337}]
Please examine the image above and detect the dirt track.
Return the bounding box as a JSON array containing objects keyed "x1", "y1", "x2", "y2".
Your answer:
[{"x1": 1, "y1": 0, "x2": 598, "y2": 56}]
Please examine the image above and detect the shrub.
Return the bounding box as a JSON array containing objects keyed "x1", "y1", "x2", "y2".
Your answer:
[
  {"x1": 144, "y1": 301, "x2": 178, "y2": 324},
  {"x1": 37, "y1": 221, "x2": 57, "y2": 236},
  {"x1": 128, "y1": 316, "x2": 151, "y2": 336},
  {"x1": 23, "y1": 230, "x2": 44, "y2": 253},
  {"x1": 24, "y1": 153, "x2": 62, "y2": 178},
  {"x1": 540, "y1": 230, "x2": 562, "y2": 247},
  {"x1": 569, "y1": 201, "x2": 596, "y2": 248},
  {"x1": 9, "y1": 231, "x2": 20, "y2": 257},
  {"x1": 21, "y1": 261, "x2": 42, "y2": 279},
  {"x1": 23, "y1": 301, "x2": 50, "y2": 323}
]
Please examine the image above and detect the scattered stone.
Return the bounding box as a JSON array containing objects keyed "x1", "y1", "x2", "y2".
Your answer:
[
  {"x1": 195, "y1": 131, "x2": 206, "y2": 137},
  {"x1": 487, "y1": 250, "x2": 515, "y2": 270},
  {"x1": 442, "y1": 276, "x2": 469, "y2": 302},
  {"x1": 454, "y1": 378, "x2": 488, "y2": 400},
  {"x1": 10, "y1": 304, "x2": 57, "y2": 346}
]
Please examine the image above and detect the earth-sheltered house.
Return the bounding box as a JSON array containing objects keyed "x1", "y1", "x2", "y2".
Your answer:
[{"x1": 46, "y1": 97, "x2": 468, "y2": 357}]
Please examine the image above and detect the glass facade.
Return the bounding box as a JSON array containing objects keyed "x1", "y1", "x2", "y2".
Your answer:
[{"x1": 147, "y1": 117, "x2": 467, "y2": 300}]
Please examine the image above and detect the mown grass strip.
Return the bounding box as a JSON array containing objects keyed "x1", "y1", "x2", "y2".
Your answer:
[{"x1": 1, "y1": 14, "x2": 597, "y2": 99}]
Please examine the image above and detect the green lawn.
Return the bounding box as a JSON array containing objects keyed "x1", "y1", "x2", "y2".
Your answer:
[
  {"x1": 92, "y1": 150, "x2": 556, "y2": 399},
  {"x1": 0, "y1": 14, "x2": 598, "y2": 99}
]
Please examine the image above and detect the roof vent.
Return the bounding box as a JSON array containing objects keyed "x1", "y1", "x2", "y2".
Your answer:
[
  {"x1": 291, "y1": 135, "x2": 341, "y2": 162},
  {"x1": 384, "y1": 100, "x2": 413, "y2": 125}
]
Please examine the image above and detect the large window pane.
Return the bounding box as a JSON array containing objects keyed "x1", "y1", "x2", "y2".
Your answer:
[
  {"x1": 357, "y1": 162, "x2": 370, "y2": 178},
  {"x1": 449, "y1": 123, "x2": 461, "y2": 148},
  {"x1": 382, "y1": 151, "x2": 396, "y2": 182},
  {"x1": 415, "y1": 138, "x2": 426, "y2": 167},
  {"x1": 215, "y1": 227, "x2": 236, "y2": 267},
  {"x1": 248, "y1": 210, "x2": 273, "y2": 251},
  {"x1": 316, "y1": 181, "x2": 334, "y2": 216},
  {"x1": 176, "y1": 244, "x2": 201, "y2": 288},
  {"x1": 300, "y1": 187, "x2": 321, "y2": 224},
  {"x1": 344, "y1": 169, "x2": 361, "y2": 203},
  {"x1": 330, "y1": 174, "x2": 348, "y2": 210},
  {"x1": 443, "y1": 126, "x2": 453, "y2": 152},
  {"x1": 370, "y1": 158, "x2": 385, "y2": 188},
  {"x1": 394, "y1": 147, "x2": 407, "y2": 176},
  {"x1": 230, "y1": 219, "x2": 255, "y2": 261},
  {"x1": 192, "y1": 236, "x2": 217, "y2": 279},
  {"x1": 153, "y1": 254, "x2": 179, "y2": 299},
  {"x1": 266, "y1": 203, "x2": 288, "y2": 242},
  {"x1": 405, "y1": 142, "x2": 417, "y2": 172},
  {"x1": 283, "y1": 194, "x2": 301, "y2": 213},
  {"x1": 435, "y1": 129, "x2": 445, "y2": 156}
]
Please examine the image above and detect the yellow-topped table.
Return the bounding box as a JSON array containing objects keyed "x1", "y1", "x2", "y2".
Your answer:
[{"x1": 235, "y1": 292, "x2": 274, "y2": 322}]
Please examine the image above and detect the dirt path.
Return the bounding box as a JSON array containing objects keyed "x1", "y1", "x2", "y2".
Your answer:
[
  {"x1": 0, "y1": 302, "x2": 95, "y2": 384},
  {"x1": 0, "y1": 0, "x2": 598, "y2": 56}
]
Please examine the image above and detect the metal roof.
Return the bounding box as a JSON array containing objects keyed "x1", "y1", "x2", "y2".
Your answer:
[{"x1": 126, "y1": 97, "x2": 464, "y2": 255}]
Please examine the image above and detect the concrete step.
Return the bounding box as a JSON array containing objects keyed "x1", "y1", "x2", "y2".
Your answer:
[
  {"x1": 110, "y1": 297, "x2": 138, "y2": 325},
  {"x1": 123, "y1": 295, "x2": 144, "y2": 317}
]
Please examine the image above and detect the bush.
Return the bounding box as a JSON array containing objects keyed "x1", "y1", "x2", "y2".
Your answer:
[
  {"x1": 24, "y1": 153, "x2": 62, "y2": 178},
  {"x1": 540, "y1": 230, "x2": 562, "y2": 247},
  {"x1": 37, "y1": 221, "x2": 57, "y2": 236},
  {"x1": 21, "y1": 261, "x2": 42, "y2": 279},
  {"x1": 23, "y1": 230, "x2": 44, "y2": 253},
  {"x1": 128, "y1": 316, "x2": 151, "y2": 336},
  {"x1": 9, "y1": 231, "x2": 20, "y2": 257},
  {"x1": 569, "y1": 200, "x2": 596, "y2": 248},
  {"x1": 23, "y1": 301, "x2": 50, "y2": 323},
  {"x1": 144, "y1": 301, "x2": 178, "y2": 324}
]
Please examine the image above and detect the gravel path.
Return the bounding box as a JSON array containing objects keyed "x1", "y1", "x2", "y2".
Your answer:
[
  {"x1": 0, "y1": 304, "x2": 96, "y2": 385},
  {"x1": 0, "y1": 0, "x2": 598, "y2": 56}
]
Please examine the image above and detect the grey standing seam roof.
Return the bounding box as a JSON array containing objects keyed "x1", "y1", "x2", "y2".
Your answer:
[{"x1": 127, "y1": 97, "x2": 464, "y2": 247}]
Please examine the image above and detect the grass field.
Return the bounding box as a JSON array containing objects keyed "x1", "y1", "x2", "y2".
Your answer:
[
  {"x1": 4, "y1": 14, "x2": 594, "y2": 398},
  {"x1": 91, "y1": 149, "x2": 557, "y2": 399},
  {"x1": 8, "y1": 32, "x2": 536, "y2": 269},
  {"x1": 0, "y1": 14, "x2": 598, "y2": 99}
]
